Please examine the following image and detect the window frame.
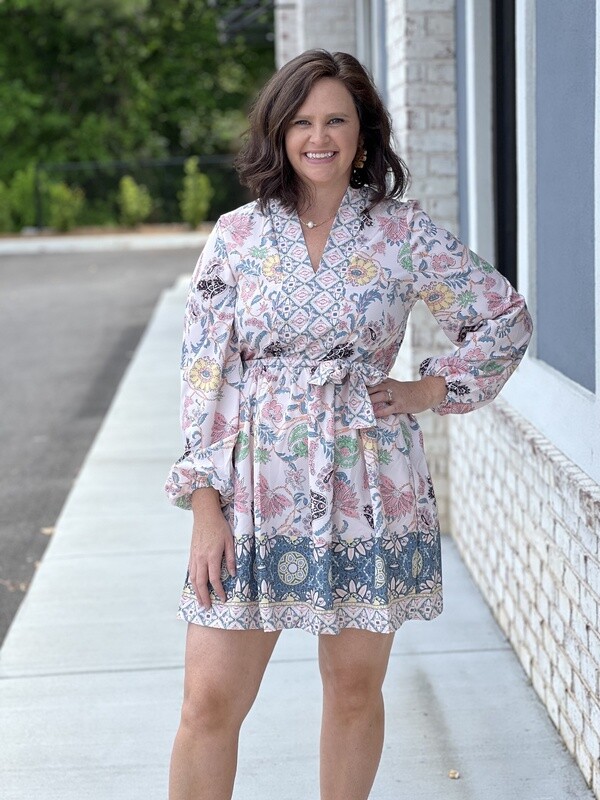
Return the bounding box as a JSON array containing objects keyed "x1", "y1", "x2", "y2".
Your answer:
[
  {"x1": 461, "y1": 0, "x2": 496, "y2": 265},
  {"x1": 356, "y1": 0, "x2": 387, "y2": 98}
]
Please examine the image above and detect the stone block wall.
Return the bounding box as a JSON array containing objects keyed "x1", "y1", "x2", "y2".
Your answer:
[{"x1": 449, "y1": 398, "x2": 600, "y2": 796}]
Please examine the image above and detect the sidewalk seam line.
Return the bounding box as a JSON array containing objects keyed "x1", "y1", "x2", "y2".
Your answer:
[{"x1": 0, "y1": 646, "x2": 511, "y2": 681}]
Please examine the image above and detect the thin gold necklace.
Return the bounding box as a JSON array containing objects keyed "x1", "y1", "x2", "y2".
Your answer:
[{"x1": 299, "y1": 212, "x2": 335, "y2": 230}]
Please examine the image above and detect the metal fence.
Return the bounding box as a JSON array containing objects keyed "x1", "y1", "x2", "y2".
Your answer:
[{"x1": 34, "y1": 154, "x2": 252, "y2": 228}]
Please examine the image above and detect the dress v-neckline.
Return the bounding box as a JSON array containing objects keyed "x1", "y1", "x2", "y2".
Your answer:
[
  {"x1": 292, "y1": 190, "x2": 351, "y2": 276},
  {"x1": 267, "y1": 185, "x2": 368, "y2": 280},
  {"x1": 297, "y1": 217, "x2": 336, "y2": 275}
]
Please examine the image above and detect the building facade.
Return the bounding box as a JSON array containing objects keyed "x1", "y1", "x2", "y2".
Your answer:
[{"x1": 274, "y1": 1, "x2": 600, "y2": 795}]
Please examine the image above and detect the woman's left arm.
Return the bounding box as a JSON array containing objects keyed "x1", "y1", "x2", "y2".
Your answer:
[{"x1": 405, "y1": 201, "x2": 533, "y2": 415}]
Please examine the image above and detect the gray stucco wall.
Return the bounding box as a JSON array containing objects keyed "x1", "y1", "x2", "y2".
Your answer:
[{"x1": 535, "y1": 1, "x2": 596, "y2": 392}]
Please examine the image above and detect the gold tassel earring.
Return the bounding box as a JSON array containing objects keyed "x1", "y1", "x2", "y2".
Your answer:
[{"x1": 353, "y1": 148, "x2": 367, "y2": 169}]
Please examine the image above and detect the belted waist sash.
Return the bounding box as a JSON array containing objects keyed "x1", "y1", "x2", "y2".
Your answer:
[{"x1": 243, "y1": 357, "x2": 388, "y2": 540}]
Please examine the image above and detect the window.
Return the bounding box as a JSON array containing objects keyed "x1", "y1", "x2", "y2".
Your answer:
[{"x1": 535, "y1": 0, "x2": 596, "y2": 392}]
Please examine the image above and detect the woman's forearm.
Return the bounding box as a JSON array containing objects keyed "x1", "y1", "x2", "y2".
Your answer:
[
  {"x1": 420, "y1": 375, "x2": 447, "y2": 409},
  {"x1": 191, "y1": 487, "x2": 222, "y2": 517}
]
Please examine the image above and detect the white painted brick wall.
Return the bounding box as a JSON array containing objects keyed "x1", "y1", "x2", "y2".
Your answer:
[
  {"x1": 386, "y1": 0, "x2": 458, "y2": 532},
  {"x1": 302, "y1": 0, "x2": 357, "y2": 55},
  {"x1": 274, "y1": 0, "x2": 357, "y2": 67},
  {"x1": 394, "y1": 301, "x2": 451, "y2": 531},
  {"x1": 449, "y1": 398, "x2": 600, "y2": 797},
  {"x1": 386, "y1": 0, "x2": 458, "y2": 229},
  {"x1": 274, "y1": 1, "x2": 301, "y2": 68}
]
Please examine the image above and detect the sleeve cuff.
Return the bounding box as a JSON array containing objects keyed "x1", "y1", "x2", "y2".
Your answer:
[
  {"x1": 419, "y1": 357, "x2": 476, "y2": 416},
  {"x1": 164, "y1": 431, "x2": 239, "y2": 510}
]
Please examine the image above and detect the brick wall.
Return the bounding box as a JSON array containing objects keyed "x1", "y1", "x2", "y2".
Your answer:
[
  {"x1": 389, "y1": 302, "x2": 452, "y2": 532},
  {"x1": 302, "y1": 0, "x2": 357, "y2": 55},
  {"x1": 386, "y1": 0, "x2": 459, "y2": 532},
  {"x1": 450, "y1": 398, "x2": 600, "y2": 796},
  {"x1": 275, "y1": 0, "x2": 302, "y2": 67},
  {"x1": 386, "y1": 0, "x2": 458, "y2": 230},
  {"x1": 274, "y1": 0, "x2": 357, "y2": 68}
]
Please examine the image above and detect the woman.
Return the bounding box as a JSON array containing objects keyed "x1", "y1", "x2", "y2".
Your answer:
[{"x1": 165, "y1": 50, "x2": 532, "y2": 800}]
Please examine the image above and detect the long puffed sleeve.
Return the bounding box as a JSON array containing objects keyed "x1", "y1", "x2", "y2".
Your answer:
[
  {"x1": 165, "y1": 221, "x2": 241, "y2": 509},
  {"x1": 408, "y1": 201, "x2": 533, "y2": 414}
]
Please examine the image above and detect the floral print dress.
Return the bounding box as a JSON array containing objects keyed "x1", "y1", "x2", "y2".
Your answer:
[{"x1": 165, "y1": 185, "x2": 532, "y2": 635}]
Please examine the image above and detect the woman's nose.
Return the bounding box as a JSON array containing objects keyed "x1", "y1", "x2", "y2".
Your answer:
[{"x1": 309, "y1": 124, "x2": 330, "y2": 144}]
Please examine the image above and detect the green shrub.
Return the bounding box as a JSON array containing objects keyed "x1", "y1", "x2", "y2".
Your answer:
[
  {"x1": 0, "y1": 181, "x2": 12, "y2": 232},
  {"x1": 47, "y1": 182, "x2": 85, "y2": 232},
  {"x1": 179, "y1": 157, "x2": 214, "y2": 228},
  {"x1": 9, "y1": 163, "x2": 39, "y2": 230},
  {"x1": 77, "y1": 199, "x2": 118, "y2": 228},
  {"x1": 118, "y1": 175, "x2": 152, "y2": 227}
]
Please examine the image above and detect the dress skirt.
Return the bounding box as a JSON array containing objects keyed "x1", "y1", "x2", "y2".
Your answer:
[{"x1": 176, "y1": 356, "x2": 443, "y2": 636}]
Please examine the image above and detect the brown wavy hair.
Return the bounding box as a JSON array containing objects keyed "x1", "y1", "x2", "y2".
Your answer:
[{"x1": 235, "y1": 49, "x2": 410, "y2": 211}]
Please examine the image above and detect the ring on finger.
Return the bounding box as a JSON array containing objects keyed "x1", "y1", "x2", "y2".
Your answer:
[{"x1": 387, "y1": 388, "x2": 393, "y2": 404}]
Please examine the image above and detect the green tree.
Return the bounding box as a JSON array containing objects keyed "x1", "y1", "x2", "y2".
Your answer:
[{"x1": 0, "y1": 1, "x2": 274, "y2": 183}]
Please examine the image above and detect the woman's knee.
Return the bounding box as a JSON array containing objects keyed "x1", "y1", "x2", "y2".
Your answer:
[
  {"x1": 179, "y1": 683, "x2": 246, "y2": 735},
  {"x1": 179, "y1": 627, "x2": 279, "y2": 737},
  {"x1": 320, "y1": 663, "x2": 383, "y2": 717}
]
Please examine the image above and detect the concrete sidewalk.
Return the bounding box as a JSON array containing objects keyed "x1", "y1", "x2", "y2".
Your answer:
[{"x1": 0, "y1": 275, "x2": 594, "y2": 800}]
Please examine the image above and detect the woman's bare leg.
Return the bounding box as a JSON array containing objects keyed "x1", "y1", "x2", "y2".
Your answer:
[
  {"x1": 318, "y1": 628, "x2": 395, "y2": 800},
  {"x1": 169, "y1": 624, "x2": 281, "y2": 800}
]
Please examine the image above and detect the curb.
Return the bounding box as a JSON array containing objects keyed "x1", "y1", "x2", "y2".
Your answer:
[{"x1": 0, "y1": 232, "x2": 210, "y2": 256}]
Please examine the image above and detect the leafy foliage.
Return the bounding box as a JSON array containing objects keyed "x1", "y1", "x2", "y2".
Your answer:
[
  {"x1": 179, "y1": 156, "x2": 214, "y2": 228},
  {"x1": 0, "y1": 181, "x2": 12, "y2": 232},
  {"x1": 47, "y1": 182, "x2": 85, "y2": 231},
  {"x1": 0, "y1": 0, "x2": 274, "y2": 182},
  {"x1": 118, "y1": 175, "x2": 152, "y2": 227},
  {"x1": 7, "y1": 163, "x2": 39, "y2": 230}
]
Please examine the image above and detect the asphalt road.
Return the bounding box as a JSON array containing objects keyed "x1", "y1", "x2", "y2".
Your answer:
[{"x1": 0, "y1": 247, "x2": 197, "y2": 645}]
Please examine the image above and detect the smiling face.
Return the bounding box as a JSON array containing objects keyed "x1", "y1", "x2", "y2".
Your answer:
[{"x1": 284, "y1": 78, "x2": 362, "y2": 197}]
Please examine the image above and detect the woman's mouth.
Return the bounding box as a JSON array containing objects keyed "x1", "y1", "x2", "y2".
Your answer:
[{"x1": 303, "y1": 151, "x2": 336, "y2": 162}]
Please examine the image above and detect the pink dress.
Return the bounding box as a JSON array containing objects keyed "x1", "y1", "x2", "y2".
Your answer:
[{"x1": 165, "y1": 186, "x2": 532, "y2": 635}]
